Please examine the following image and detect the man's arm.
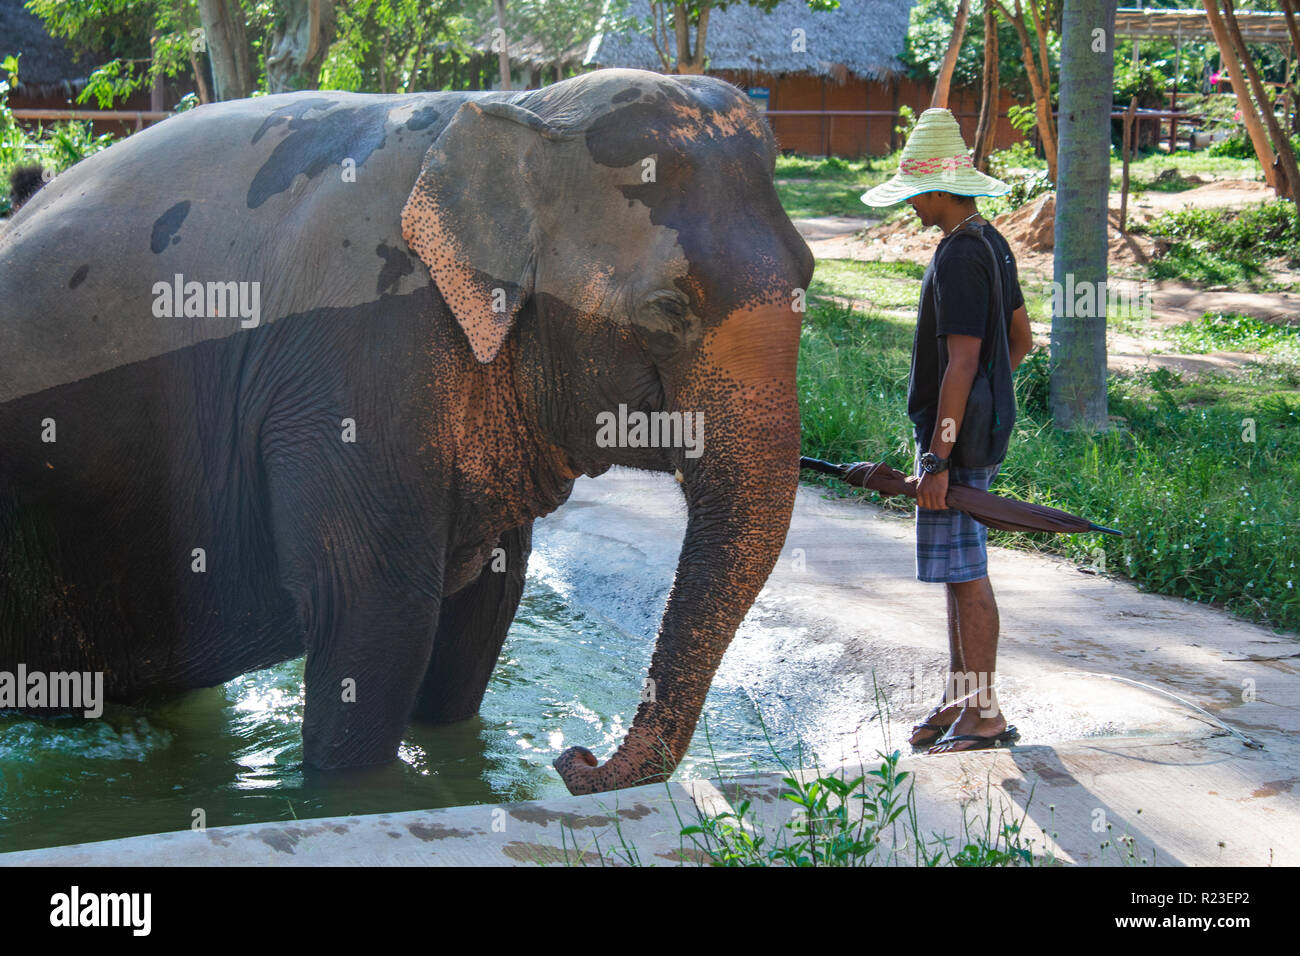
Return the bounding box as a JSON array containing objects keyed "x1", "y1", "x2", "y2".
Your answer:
[
  {"x1": 915, "y1": 332, "x2": 981, "y2": 511},
  {"x1": 1009, "y1": 304, "x2": 1033, "y2": 370}
]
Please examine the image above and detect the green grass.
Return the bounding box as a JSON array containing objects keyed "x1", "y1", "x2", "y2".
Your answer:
[
  {"x1": 799, "y1": 258, "x2": 1300, "y2": 635},
  {"x1": 773, "y1": 155, "x2": 885, "y2": 219},
  {"x1": 1110, "y1": 149, "x2": 1261, "y2": 193},
  {"x1": 1165, "y1": 312, "x2": 1300, "y2": 357},
  {"x1": 770, "y1": 144, "x2": 1264, "y2": 224}
]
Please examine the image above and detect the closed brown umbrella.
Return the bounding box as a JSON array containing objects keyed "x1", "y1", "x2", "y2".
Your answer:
[{"x1": 800, "y1": 457, "x2": 1122, "y2": 536}]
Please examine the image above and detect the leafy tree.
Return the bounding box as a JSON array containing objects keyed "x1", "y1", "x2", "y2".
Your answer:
[
  {"x1": 513, "y1": 0, "x2": 627, "y2": 84},
  {"x1": 25, "y1": 0, "x2": 207, "y2": 107},
  {"x1": 901, "y1": 0, "x2": 1027, "y2": 91},
  {"x1": 320, "y1": 0, "x2": 471, "y2": 92}
]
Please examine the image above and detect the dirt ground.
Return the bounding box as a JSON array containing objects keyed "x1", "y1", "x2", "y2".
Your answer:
[{"x1": 795, "y1": 177, "x2": 1297, "y2": 377}]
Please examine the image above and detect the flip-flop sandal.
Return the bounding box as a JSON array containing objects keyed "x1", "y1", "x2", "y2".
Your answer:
[
  {"x1": 927, "y1": 726, "x2": 1020, "y2": 754},
  {"x1": 908, "y1": 721, "x2": 953, "y2": 750}
]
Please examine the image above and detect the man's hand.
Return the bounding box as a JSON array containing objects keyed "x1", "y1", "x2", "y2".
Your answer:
[{"x1": 915, "y1": 467, "x2": 949, "y2": 511}]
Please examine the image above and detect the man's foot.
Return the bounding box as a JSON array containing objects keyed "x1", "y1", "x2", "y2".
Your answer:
[
  {"x1": 908, "y1": 702, "x2": 961, "y2": 750},
  {"x1": 926, "y1": 707, "x2": 1017, "y2": 754}
]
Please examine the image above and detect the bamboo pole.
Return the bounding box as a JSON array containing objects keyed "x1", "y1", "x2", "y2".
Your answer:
[{"x1": 1121, "y1": 95, "x2": 1136, "y2": 234}]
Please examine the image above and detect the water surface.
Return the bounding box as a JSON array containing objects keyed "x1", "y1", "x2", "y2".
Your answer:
[{"x1": 0, "y1": 581, "x2": 792, "y2": 853}]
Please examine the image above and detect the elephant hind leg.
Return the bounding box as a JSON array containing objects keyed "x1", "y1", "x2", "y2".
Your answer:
[{"x1": 412, "y1": 523, "x2": 532, "y2": 725}]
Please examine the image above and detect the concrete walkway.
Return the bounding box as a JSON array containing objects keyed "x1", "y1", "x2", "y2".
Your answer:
[{"x1": 5, "y1": 470, "x2": 1297, "y2": 865}]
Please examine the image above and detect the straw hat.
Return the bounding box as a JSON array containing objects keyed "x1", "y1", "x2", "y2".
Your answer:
[{"x1": 861, "y1": 108, "x2": 1010, "y2": 207}]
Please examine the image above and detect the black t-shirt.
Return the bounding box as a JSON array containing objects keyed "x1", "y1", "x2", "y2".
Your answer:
[{"x1": 908, "y1": 222, "x2": 1024, "y2": 452}]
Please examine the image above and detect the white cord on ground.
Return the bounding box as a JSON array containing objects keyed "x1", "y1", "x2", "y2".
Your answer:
[{"x1": 1058, "y1": 670, "x2": 1264, "y2": 750}]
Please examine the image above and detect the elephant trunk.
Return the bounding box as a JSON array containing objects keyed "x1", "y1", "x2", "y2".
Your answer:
[{"x1": 555, "y1": 299, "x2": 800, "y2": 794}]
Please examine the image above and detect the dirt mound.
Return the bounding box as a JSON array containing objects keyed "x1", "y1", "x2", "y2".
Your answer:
[
  {"x1": 818, "y1": 177, "x2": 1267, "y2": 274},
  {"x1": 989, "y1": 191, "x2": 1159, "y2": 267},
  {"x1": 993, "y1": 194, "x2": 1056, "y2": 251}
]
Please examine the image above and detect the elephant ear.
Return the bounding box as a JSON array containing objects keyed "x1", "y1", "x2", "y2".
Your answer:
[{"x1": 402, "y1": 100, "x2": 566, "y2": 363}]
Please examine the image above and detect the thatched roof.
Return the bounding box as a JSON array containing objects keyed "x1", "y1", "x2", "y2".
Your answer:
[
  {"x1": 586, "y1": 0, "x2": 916, "y2": 79},
  {"x1": 0, "y1": 0, "x2": 96, "y2": 92},
  {"x1": 467, "y1": 31, "x2": 591, "y2": 72}
]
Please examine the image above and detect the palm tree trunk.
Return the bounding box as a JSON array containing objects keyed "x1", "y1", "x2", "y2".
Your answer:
[{"x1": 1050, "y1": 0, "x2": 1116, "y2": 431}]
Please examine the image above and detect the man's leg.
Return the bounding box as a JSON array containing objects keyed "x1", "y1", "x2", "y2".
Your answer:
[
  {"x1": 929, "y1": 574, "x2": 1009, "y2": 752},
  {"x1": 910, "y1": 460, "x2": 1013, "y2": 750},
  {"x1": 908, "y1": 503, "x2": 967, "y2": 747}
]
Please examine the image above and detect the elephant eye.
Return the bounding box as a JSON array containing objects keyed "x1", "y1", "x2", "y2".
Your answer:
[{"x1": 651, "y1": 292, "x2": 689, "y2": 320}]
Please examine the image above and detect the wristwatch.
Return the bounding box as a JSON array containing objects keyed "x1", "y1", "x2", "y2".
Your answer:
[{"x1": 919, "y1": 452, "x2": 950, "y2": 475}]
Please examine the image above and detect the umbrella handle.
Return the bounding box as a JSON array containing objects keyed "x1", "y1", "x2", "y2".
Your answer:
[{"x1": 799, "y1": 456, "x2": 847, "y2": 477}]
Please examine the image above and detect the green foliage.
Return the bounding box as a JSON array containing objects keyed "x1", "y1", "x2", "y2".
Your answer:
[
  {"x1": 1006, "y1": 103, "x2": 1037, "y2": 137},
  {"x1": 1135, "y1": 201, "x2": 1300, "y2": 286},
  {"x1": 1209, "y1": 131, "x2": 1300, "y2": 162},
  {"x1": 680, "y1": 748, "x2": 1042, "y2": 866},
  {"x1": 894, "y1": 102, "x2": 917, "y2": 144},
  {"x1": 26, "y1": 0, "x2": 208, "y2": 109},
  {"x1": 321, "y1": 0, "x2": 470, "y2": 93},
  {"x1": 1208, "y1": 133, "x2": 1255, "y2": 159},
  {"x1": 982, "y1": 141, "x2": 1050, "y2": 213},
  {"x1": 1112, "y1": 56, "x2": 1169, "y2": 110},
  {"x1": 987, "y1": 140, "x2": 1043, "y2": 176},
  {"x1": 899, "y1": 0, "x2": 1028, "y2": 93},
  {"x1": 1, "y1": 54, "x2": 116, "y2": 213},
  {"x1": 676, "y1": 708, "x2": 1051, "y2": 867},
  {"x1": 513, "y1": 0, "x2": 626, "y2": 79},
  {"x1": 798, "y1": 257, "x2": 1300, "y2": 634}
]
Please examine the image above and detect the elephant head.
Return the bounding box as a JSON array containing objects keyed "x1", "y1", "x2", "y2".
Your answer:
[{"x1": 401, "y1": 69, "x2": 814, "y2": 795}]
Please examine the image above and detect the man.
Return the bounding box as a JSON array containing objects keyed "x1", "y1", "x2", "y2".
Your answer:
[{"x1": 862, "y1": 108, "x2": 1034, "y2": 754}]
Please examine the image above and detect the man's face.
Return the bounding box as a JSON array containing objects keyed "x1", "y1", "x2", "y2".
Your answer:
[
  {"x1": 906, "y1": 191, "x2": 946, "y2": 229},
  {"x1": 909, "y1": 191, "x2": 941, "y2": 228}
]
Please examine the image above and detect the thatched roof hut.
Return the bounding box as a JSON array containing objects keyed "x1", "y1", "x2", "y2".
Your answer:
[
  {"x1": 0, "y1": 0, "x2": 97, "y2": 96},
  {"x1": 585, "y1": 0, "x2": 915, "y2": 80}
]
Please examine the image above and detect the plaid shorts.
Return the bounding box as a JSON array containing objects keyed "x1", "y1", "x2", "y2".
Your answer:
[{"x1": 914, "y1": 452, "x2": 1001, "y2": 584}]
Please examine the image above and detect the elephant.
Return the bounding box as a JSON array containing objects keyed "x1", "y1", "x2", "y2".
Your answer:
[{"x1": 0, "y1": 67, "x2": 814, "y2": 795}]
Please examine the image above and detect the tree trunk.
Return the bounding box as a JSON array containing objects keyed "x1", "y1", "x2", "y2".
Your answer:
[
  {"x1": 265, "y1": 0, "x2": 336, "y2": 93},
  {"x1": 494, "y1": 0, "x2": 512, "y2": 90},
  {"x1": 673, "y1": 2, "x2": 710, "y2": 73},
  {"x1": 150, "y1": 31, "x2": 165, "y2": 111},
  {"x1": 1222, "y1": 0, "x2": 1298, "y2": 199},
  {"x1": 932, "y1": 0, "x2": 971, "y2": 108},
  {"x1": 997, "y1": 0, "x2": 1058, "y2": 181},
  {"x1": 1202, "y1": 0, "x2": 1279, "y2": 191},
  {"x1": 197, "y1": 0, "x2": 255, "y2": 101},
  {"x1": 973, "y1": 3, "x2": 1000, "y2": 170},
  {"x1": 1281, "y1": 0, "x2": 1300, "y2": 58},
  {"x1": 189, "y1": 47, "x2": 213, "y2": 104},
  {"x1": 407, "y1": 33, "x2": 427, "y2": 92},
  {"x1": 1050, "y1": 0, "x2": 1116, "y2": 431}
]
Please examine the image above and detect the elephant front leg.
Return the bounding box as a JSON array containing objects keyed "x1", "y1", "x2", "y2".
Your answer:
[
  {"x1": 412, "y1": 523, "x2": 532, "y2": 724},
  {"x1": 301, "y1": 599, "x2": 440, "y2": 769}
]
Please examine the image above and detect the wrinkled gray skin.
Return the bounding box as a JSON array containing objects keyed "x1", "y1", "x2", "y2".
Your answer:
[{"x1": 0, "y1": 68, "x2": 813, "y2": 794}]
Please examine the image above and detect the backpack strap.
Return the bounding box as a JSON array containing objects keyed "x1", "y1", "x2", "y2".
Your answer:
[{"x1": 950, "y1": 221, "x2": 1009, "y2": 373}]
